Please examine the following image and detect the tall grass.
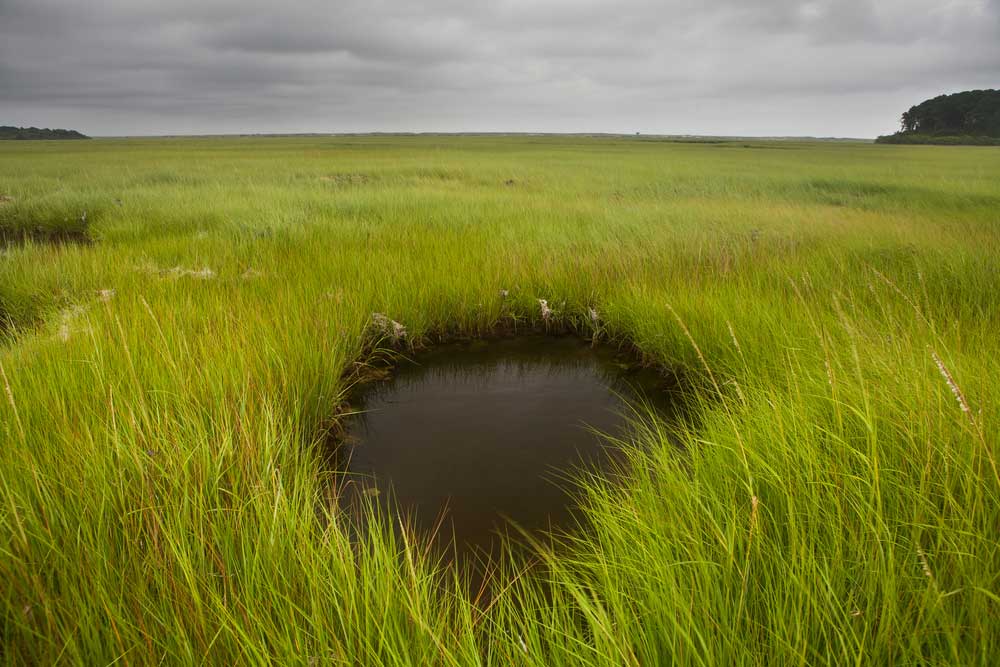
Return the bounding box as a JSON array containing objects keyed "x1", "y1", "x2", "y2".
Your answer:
[{"x1": 1, "y1": 136, "x2": 998, "y2": 664}]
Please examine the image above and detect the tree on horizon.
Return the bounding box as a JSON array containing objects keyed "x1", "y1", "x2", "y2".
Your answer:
[
  {"x1": 0, "y1": 126, "x2": 90, "y2": 140},
  {"x1": 878, "y1": 90, "x2": 1000, "y2": 144}
]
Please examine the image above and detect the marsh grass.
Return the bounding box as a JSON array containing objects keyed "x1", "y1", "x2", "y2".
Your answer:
[{"x1": 1, "y1": 135, "x2": 998, "y2": 664}]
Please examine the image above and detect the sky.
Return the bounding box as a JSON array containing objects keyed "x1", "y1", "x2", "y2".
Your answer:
[{"x1": 1, "y1": 0, "x2": 998, "y2": 138}]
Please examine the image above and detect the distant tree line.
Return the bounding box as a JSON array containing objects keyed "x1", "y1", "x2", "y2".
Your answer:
[
  {"x1": 0, "y1": 126, "x2": 90, "y2": 140},
  {"x1": 876, "y1": 90, "x2": 1000, "y2": 145}
]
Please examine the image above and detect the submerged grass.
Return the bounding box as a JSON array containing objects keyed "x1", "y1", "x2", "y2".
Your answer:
[{"x1": 1, "y1": 135, "x2": 999, "y2": 664}]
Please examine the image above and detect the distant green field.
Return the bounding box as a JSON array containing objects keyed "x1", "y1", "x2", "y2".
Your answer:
[{"x1": 2, "y1": 135, "x2": 999, "y2": 665}]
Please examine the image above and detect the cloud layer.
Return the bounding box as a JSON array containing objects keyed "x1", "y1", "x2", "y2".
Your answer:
[{"x1": 2, "y1": 0, "x2": 998, "y2": 136}]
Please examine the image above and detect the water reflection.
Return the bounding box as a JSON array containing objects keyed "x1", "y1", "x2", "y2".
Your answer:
[{"x1": 342, "y1": 336, "x2": 676, "y2": 564}]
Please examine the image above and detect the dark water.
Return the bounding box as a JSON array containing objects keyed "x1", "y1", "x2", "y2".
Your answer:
[{"x1": 341, "y1": 336, "x2": 676, "y2": 565}]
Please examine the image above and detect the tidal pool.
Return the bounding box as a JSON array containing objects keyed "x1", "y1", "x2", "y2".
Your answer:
[{"x1": 341, "y1": 336, "x2": 677, "y2": 562}]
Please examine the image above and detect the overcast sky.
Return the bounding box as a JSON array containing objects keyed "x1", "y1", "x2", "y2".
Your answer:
[{"x1": 1, "y1": 0, "x2": 997, "y2": 138}]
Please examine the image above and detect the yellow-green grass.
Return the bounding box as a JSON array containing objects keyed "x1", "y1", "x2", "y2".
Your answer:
[{"x1": 1, "y1": 135, "x2": 999, "y2": 664}]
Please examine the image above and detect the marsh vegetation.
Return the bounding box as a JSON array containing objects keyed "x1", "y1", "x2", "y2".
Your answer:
[{"x1": 1, "y1": 135, "x2": 998, "y2": 664}]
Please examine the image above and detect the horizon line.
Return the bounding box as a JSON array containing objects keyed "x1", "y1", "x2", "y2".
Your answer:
[{"x1": 82, "y1": 131, "x2": 876, "y2": 142}]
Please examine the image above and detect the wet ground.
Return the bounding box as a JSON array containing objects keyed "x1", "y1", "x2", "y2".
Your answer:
[{"x1": 341, "y1": 336, "x2": 678, "y2": 566}]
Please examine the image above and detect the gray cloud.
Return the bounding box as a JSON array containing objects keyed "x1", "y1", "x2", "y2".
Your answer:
[{"x1": 1, "y1": 0, "x2": 997, "y2": 137}]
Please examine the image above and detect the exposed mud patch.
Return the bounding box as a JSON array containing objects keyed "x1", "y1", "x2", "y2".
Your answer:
[
  {"x1": 0, "y1": 228, "x2": 91, "y2": 249},
  {"x1": 319, "y1": 173, "x2": 371, "y2": 186}
]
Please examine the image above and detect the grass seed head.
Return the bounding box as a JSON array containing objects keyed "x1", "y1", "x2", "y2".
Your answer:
[
  {"x1": 930, "y1": 348, "x2": 971, "y2": 415},
  {"x1": 917, "y1": 548, "x2": 935, "y2": 582}
]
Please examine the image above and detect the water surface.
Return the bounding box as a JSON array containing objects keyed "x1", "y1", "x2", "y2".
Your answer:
[{"x1": 342, "y1": 336, "x2": 676, "y2": 562}]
